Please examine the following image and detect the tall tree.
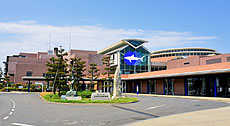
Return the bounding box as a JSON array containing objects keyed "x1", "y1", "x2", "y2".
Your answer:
[
  {"x1": 0, "y1": 67, "x2": 3, "y2": 82},
  {"x1": 88, "y1": 63, "x2": 100, "y2": 90},
  {"x1": 46, "y1": 47, "x2": 68, "y2": 96},
  {"x1": 70, "y1": 58, "x2": 86, "y2": 91},
  {"x1": 102, "y1": 56, "x2": 115, "y2": 91}
]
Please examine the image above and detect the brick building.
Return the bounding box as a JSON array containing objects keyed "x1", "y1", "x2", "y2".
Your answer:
[
  {"x1": 4, "y1": 39, "x2": 230, "y2": 97},
  {"x1": 4, "y1": 48, "x2": 105, "y2": 85}
]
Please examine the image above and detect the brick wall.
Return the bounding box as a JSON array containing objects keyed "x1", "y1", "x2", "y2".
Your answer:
[
  {"x1": 156, "y1": 79, "x2": 164, "y2": 94},
  {"x1": 167, "y1": 56, "x2": 200, "y2": 69},
  {"x1": 174, "y1": 78, "x2": 185, "y2": 95},
  {"x1": 141, "y1": 80, "x2": 148, "y2": 93}
]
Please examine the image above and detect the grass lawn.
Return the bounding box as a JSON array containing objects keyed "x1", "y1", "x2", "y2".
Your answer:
[{"x1": 41, "y1": 93, "x2": 139, "y2": 104}]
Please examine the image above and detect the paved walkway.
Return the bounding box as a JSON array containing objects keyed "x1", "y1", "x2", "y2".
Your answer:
[
  {"x1": 122, "y1": 93, "x2": 230, "y2": 103},
  {"x1": 126, "y1": 106, "x2": 230, "y2": 126},
  {"x1": 123, "y1": 93, "x2": 230, "y2": 126}
]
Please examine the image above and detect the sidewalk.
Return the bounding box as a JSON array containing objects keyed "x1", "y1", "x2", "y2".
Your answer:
[
  {"x1": 126, "y1": 106, "x2": 230, "y2": 126},
  {"x1": 123, "y1": 93, "x2": 230, "y2": 126},
  {"x1": 122, "y1": 93, "x2": 230, "y2": 103}
]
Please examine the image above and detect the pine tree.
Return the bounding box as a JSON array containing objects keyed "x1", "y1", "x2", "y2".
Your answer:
[
  {"x1": 88, "y1": 63, "x2": 100, "y2": 90},
  {"x1": 0, "y1": 67, "x2": 3, "y2": 82},
  {"x1": 46, "y1": 48, "x2": 68, "y2": 96},
  {"x1": 70, "y1": 58, "x2": 86, "y2": 91},
  {"x1": 102, "y1": 56, "x2": 115, "y2": 91}
]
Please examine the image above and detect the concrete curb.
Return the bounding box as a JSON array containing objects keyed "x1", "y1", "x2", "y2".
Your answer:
[{"x1": 122, "y1": 93, "x2": 230, "y2": 103}]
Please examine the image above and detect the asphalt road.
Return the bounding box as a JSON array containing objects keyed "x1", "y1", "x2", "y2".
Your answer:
[{"x1": 0, "y1": 93, "x2": 229, "y2": 126}]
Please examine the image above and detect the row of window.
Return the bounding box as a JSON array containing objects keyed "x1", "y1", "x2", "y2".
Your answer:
[
  {"x1": 152, "y1": 52, "x2": 215, "y2": 58},
  {"x1": 153, "y1": 49, "x2": 215, "y2": 55}
]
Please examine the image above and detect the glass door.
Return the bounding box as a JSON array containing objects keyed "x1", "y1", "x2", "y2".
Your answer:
[
  {"x1": 121, "y1": 81, "x2": 126, "y2": 93},
  {"x1": 165, "y1": 79, "x2": 174, "y2": 95}
]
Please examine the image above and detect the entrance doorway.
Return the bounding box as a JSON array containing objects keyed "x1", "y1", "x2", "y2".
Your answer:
[
  {"x1": 165, "y1": 79, "x2": 174, "y2": 95},
  {"x1": 149, "y1": 80, "x2": 156, "y2": 94},
  {"x1": 121, "y1": 81, "x2": 126, "y2": 93}
]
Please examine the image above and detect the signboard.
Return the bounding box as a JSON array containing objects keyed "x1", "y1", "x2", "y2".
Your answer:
[
  {"x1": 91, "y1": 93, "x2": 111, "y2": 100},
  {"x1": 18, "y1": 86, "x2": 23, "y2": 89},
  {"x1": 124, "y1": 51, "x2": 144, "y2": 65}
]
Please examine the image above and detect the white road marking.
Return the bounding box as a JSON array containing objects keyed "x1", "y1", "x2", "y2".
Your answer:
[
  {"x1": 67, "y1": 121, "x2": 79, "y2": 125},
  {"x1": 1, "y1": 96, "x2": 16, "y2": 121},
  {"x1": 3, "y1": 116, "x2": 9, "y2": 120},
  {"x1": 145, "y1": 104, "x2": 165, "y2": 110},
  {"x1": 11, "y1": 123, "x2": 35, "y2": 126}
]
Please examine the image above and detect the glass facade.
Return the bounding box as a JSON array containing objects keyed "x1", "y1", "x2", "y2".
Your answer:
[
  {"x1": 126, "y1": 40, "x2": 145, "y2": 47},
  {"x1": 120, "y1": 46, "x2": 150, "y2": 74}
]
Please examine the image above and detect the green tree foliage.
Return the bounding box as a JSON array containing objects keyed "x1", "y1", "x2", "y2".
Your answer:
[
  {"x1": 88, "y1": 63, "x2": 100, "y2": 90},
  {"x1": 0, "y1": 67, "x2": 3, "y2": 84},
  {"x1": 3, "y1": 75, "x2": 10, "y2": 87},
  {"x1": 70, "y1": 58, "x2": 86, "y2": 91},
  {"x1": 0, "y1": 67, "x2": 3, "y2": 79},
  {"x1": 102, "y1": 56, "x2": 115, "y2": 88},
  {"x1": 46, "y1": 48, "x2": 68, "y2": 96}
]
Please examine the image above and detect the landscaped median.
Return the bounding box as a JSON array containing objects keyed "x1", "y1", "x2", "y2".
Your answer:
[{"x1": 40, "y1": 92, "x2": 139, "y2": 104}]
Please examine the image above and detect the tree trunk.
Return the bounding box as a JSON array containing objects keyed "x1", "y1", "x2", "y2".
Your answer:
[{"x1": 58, "y1": 82, "x2": 61, "y2": 97}]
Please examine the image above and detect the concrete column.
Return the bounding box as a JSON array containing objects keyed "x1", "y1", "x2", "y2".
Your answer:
[
  {"x1": 148, "y1": 55, "x2": 151, "y2": 72},
  {"x1": 201, "y1": 77, "x2": 206, "y2": 96}
]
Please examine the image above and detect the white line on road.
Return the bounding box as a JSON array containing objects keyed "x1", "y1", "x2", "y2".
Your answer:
[
  {"x1": 11, "y1": 123, "x2": 35, "y2": 126},
  {"x1": 1, "y1": 96, "x2": 16, "y2": 121},
  {"x1": 3, "y1": 116, "x2": 9, "y2": 120},
  {"x1": 145, "y1": 104, "x2": 165, "y2": 110}
]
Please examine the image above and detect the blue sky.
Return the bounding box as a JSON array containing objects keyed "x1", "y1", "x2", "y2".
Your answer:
[{"x1": 0, "y1": 0, "x2": 229, "y2": 67}]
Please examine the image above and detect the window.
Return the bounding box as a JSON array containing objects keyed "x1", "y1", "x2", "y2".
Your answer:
[
  {"x1": 227, "y1": 57, "x2": 230, "y2": 62},
  {"x1": 26, "y1": 71, "x2": 33, "y2": 76},
  {"x1": 206, "y1": 58, "x2": 222, "y2": 64},
  {"x1": 184, "y1": 62, "x2": 190, "y2": 65}
]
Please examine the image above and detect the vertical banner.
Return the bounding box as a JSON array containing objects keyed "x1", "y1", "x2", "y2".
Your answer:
[{"x1": 137, "y1": 85, "x2": 139, "y2": 95}]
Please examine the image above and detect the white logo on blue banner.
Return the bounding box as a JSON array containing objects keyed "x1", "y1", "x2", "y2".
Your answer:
[{"x1": 124, "y1": 51, "x2": 144, "y2": 65}]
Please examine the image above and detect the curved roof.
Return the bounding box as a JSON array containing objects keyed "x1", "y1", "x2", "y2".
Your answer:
[{"x1": 151, "y1": 47, "x2": 216, "y2": 55}]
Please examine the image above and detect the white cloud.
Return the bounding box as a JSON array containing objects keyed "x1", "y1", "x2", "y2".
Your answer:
[{"x1": 0, "y1": 21, "x2": 216, "y2": 68}]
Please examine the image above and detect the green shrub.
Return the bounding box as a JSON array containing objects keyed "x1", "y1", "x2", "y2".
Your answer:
[
  {"x1": 77, "y1": 90, "x2": 93, "y2": 98},
  {"x1": 60, "y1": 91, "x2": 67, "y2": 95},
  {"x1": 0, "y1": 83, "x2": 3, "y2": 89}
]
